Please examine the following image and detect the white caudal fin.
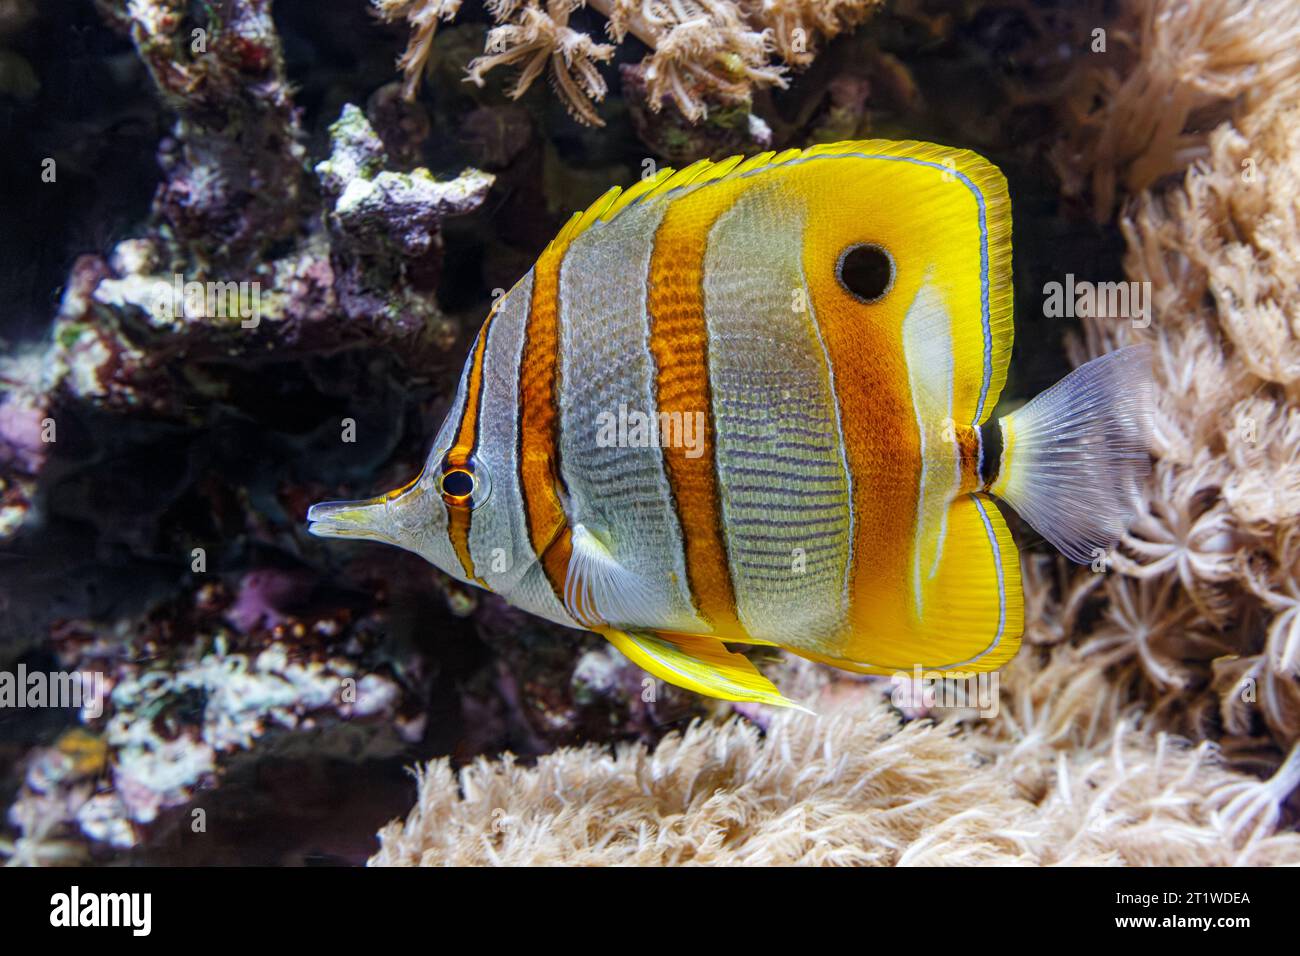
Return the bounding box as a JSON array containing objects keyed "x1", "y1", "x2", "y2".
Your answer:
[{"x1": 988, "y1": 345, "x2": 1153, "y2": 564}]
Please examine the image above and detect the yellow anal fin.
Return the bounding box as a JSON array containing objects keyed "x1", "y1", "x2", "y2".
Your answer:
[
  {"x1": 814, "y1": 494, "x2": 1023, "y2": 676},
  {"x1": 914, "y1": 495, "x2": 1023, "y2": 673},
  {"x1": 600, "y1": 629, "x2": 811, "y2": 711}
]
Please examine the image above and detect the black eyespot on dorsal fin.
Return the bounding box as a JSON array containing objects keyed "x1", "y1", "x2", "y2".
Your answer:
[{"x1": 836, "y1": 243, "x2": 895, "y2": 303}]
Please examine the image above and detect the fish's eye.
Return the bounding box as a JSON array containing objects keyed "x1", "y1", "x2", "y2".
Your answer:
[
  {"x1": 437, "y1": 453, "x2": 491, "y2": 509},
  {"x1": 837, "y1": 243, "x2": 894, "y2": 303},
  {"x1": 441, "y1": 469, "x2": 474, "y2": 499}
]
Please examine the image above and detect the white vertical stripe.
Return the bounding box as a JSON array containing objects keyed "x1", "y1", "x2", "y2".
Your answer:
[
  {"x1": 701, "y1": 185, "x2": 853, "y2": 651},
  {"x1": 465, "y1": 270, "x2": 577, "y2": 627},
  {"x1": 552, "y1": 203, "x2": 706, "y2": 633},
  {"x1": 901, "y1": 272, "x2": 960, "y2": 616}
]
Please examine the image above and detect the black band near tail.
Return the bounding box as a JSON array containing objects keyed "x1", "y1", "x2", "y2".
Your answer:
[{"x1": 979, "y1": 419, "x2": 1002, "y2": 489}]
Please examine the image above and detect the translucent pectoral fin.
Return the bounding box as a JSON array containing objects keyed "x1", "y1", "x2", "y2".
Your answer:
[
  {"x1": 563, "y1": 524, "x2": 661, "y2": 628},
  {"x1": 601, "y1": 628, "x2": 812, "y2": 712}
]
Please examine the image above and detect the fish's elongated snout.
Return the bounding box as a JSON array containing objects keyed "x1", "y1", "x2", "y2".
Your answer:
[
  {"x1": 307, "y1": 472, "x2": 430, "y2": 548},
  {"x1": 306, "y1": 496, "x2": 398, "y2": 544},
  {"x1": 307, "y1": 466, "x2": 468, "y2": 577}
]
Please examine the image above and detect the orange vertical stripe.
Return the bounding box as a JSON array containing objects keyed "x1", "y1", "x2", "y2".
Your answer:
[
  {"x1": 517, "y1": 254, "x2": 573, "y2": 605},
  {"x1": 448, "y1": 310, "x2": 495, "y2": 467},
  {"x1": 797, "y1": 205, "x2": 922, "y2": 644},
  {"x1": 646, "y1": 188, "x2": 749, "y2": 641},
  {"x1": 446, "y1": 505, "x2": 483, "y2": 585},
  {"x1": 442, "y1": 309, "x2": 498, "y2": 585},
  {"x1": 808, "y1": 291, "x2": 918, "y2": 643}
]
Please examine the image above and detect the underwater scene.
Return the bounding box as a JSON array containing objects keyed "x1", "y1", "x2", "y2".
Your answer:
[{"x1": 2, "y1": 0, "x2": 1299, "y2": 873}]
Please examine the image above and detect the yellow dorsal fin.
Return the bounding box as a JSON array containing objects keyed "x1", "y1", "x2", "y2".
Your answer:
[
  {"x1": 644, "y1": 157, "x2": 714, "y2": 198},
  {"x1": 600, "y1": 166, "x2": 675, "y2": 220},
  {"x1": 793, "y1": 139, "x2": 1013, "y2": 421},
  {"x1": 544, "y1": 140, "x2": 1012, "y2": 418},
  {"x1": 691, "y1": 153, "x2": 745, "y2": 185},
  {"x1": 733, "y1": 150, "x2": 777, "y2": 174},
  {"x1": 545, "y1": 146, "x2": 808, "y2": 250},
  {"x1": 544, "y1": 210, "x2": 584, "y2": 255},
  {"x1": 571, "y1": 185, "x2": 622, "y2": 234},
  {"x1": 546, "y1": 185, "x2": 621, "y2": 252},
  {"x1": 551, "y1": 141, "x2": 922, "y2": 249}
]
